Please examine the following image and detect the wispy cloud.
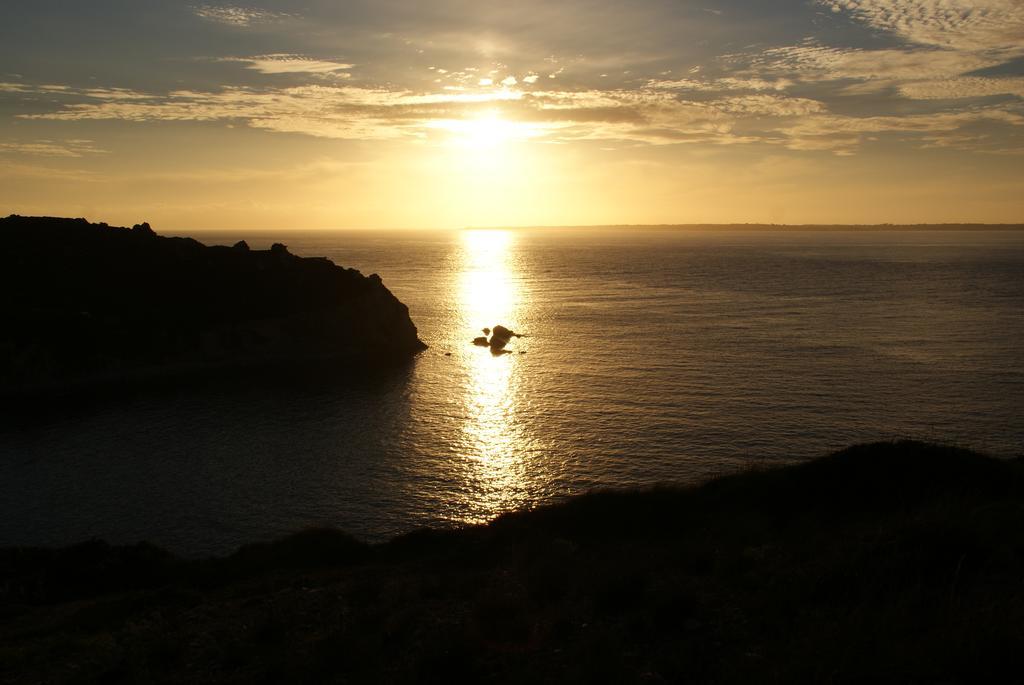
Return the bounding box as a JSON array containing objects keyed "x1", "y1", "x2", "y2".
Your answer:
[
  {"x1": 820, "y1": 0, "x2": 1024, "y2": 55},
  {"x1": 0, "y1": 139, "x2": 107, "y2": 158},
  {"x1": 10, "y1": 79, "x2": 1021, "y2": 155},
  {"x1": 647, "y1": 77, "x2": 793, "y2": 93},
  {"x1": 713, "y1": 95, "x2": 825, "y2": 117},
  {"x1": 192, "y1": 5, "x2": 292, "y2": 27},
  {"x1": 736, "y1": 6, "x2": 1024, "y2": 103},
  {"x1": 751, "y1": 44, "x2": 997, "y2": 83},
  {"x1": 899, "y1": 76, "x2": 1024, "y2": 100},
  {"x1": 3, "y1": 0, "x2": 1022, "y2": 161},
  {"x1": 221, "y1": 54, "x2": 354, "y2": 76},
  {"x1": 777, "y1": 107, "x2": 1024, "y2": 154}
]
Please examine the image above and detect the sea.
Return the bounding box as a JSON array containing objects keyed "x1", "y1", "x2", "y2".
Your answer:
[{"x1": 2, "y1": 227, "x2": 1023, "y2": 556}]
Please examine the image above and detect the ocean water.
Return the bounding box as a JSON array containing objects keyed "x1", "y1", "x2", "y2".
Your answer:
[{"x1": 2, "y1": 228, "x2": 1023, "y2": 556}]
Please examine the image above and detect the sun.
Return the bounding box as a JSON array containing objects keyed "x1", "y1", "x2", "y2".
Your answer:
[
  {"x1": 429, "y1": 111, "x2": 540, "y2": 150},
  {"x1": 460, "y1": 114, "x2": 520, "y2": 149},
  {"x1": 421, "y1": 110, "x2": 555, "y2": 226}
]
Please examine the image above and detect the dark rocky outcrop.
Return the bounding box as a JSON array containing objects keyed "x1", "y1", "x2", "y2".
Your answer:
[
  {"x1": 0, "y1": 215, "x2": 426, "y2": 396},
  {"x1": 471, "y1": 324, "x2": 522, "y2": 353},
  {"x1": 489, "y1": 324, "x2": 517, "y2": 350}
]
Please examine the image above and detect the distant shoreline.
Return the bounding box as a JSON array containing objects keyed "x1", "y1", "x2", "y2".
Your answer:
[
  {"x1": 469, "y1": 223, "x2": 1024, "y2": 232},
  {"x1": 168, "y1": 223, "x2": 1024, "y2": 233}
]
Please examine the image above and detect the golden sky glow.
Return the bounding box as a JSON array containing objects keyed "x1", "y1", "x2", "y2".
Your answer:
[{"x1": 1, "y1": 1, "x2": 1023, "y2": 228}]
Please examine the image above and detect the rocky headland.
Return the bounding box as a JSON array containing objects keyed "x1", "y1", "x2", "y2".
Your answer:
[{"x1": 0, "y1": 216, "x2": 426, "y2": 396}]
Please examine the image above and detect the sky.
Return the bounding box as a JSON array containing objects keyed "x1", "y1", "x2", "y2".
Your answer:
[{"x1": 1, "y1": 0, "x2": 1023, "y2": 229}]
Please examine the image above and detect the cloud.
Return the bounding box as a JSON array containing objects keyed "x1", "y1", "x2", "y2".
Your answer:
[
  {"x1": 753, "y1": 44, "x2": 997, "y2": 83},
  {"x1": 192, "y1": 5, "x2": 292, "y2": 27},
  {"x1": 0, "y1": 83, "x2": 153, "y2": 101},
  {"x1": 9, "y1": 72, "x2": 1023, "y2": 155},
  {"x1": 0, "y1": 139, "x2": 107, "y2": 158},
  {"x1": 647, "y1": 77, "x2": 793, "y2": 92},
  {"x1": 738, "y1": 12, "x2": 1024, "y2": 103},
  {"x1": 13, "y1": 83, "x2": 526, "y2": 140},
  {"x1": 781, "y1": 135, "x2": 860, "y2": 155},
  {"x1": 898, "y1": 76, "x2": 1024, "y2": 100},
  {"x1": 0, "y1": 161, "x2": 103, "y2": 182},
  {"x1": 712, "y1": 95, "x2": 825, "y2": 117},
  {"x1": 819, "y1": 0, "x2": 1024, "y2": 55},
  {"x1": 784, "y1": 109, "x2": 1024, "y2": 135},
  {"x1": 222, "y1": 54, "x2": 354, "y2": 76},
  {"x1": 5, "y1": 80, "x2": 785, "y2": 146},
  {"x1": 776, "y1": 107, "x2": 1024, "y2": 153}
]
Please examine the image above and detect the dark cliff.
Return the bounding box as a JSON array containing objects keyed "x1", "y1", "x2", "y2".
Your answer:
[{"x1": 0, "y1": 215, "x2": 426, "y2": 395}]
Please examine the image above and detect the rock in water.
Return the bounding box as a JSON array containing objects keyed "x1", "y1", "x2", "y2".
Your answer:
[
  {"x1": 489, "y1": 325, "x2": 516, "y2": 351},
  {"x1": 0, "y1": 215, "x2": 427, "y2": 396}
]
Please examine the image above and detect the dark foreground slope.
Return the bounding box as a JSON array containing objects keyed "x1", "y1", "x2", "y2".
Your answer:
[
  {"x1": 0, "y1": 216, "x2": 425, "y2": 395},
  {"x1": 3, "y1": 441, "x2": 1024, "y2": 684}
]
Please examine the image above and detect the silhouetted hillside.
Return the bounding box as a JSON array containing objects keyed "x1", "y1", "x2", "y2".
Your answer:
[
  {"x1": 3, "y1": 441, "x2": 1023, "y2": 683},
  {"x1": 0, "y1": 216, "x2": 426, "y2": 395}
]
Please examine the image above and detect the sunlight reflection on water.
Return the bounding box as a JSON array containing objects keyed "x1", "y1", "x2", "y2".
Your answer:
[{"x1": 456, "y1": 230, "x2": 532, "y2": 522}]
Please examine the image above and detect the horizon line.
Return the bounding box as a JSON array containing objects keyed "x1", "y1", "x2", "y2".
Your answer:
[
  {"x1": 175, "y1": 222, "x2": 1024, "y2": 233},
  {"x1": 8, "y1": 215, "x2": 1023, "y2": 233}
]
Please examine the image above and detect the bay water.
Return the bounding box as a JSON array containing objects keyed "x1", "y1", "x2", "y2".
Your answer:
[{"x1": 2, "y1": 228, "x2": 1022, "y2": 555}]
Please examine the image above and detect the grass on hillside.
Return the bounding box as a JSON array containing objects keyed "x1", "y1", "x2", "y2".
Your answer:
[{"x1": 2, "y1": 440, "x2": 1024, "y2": 683}]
